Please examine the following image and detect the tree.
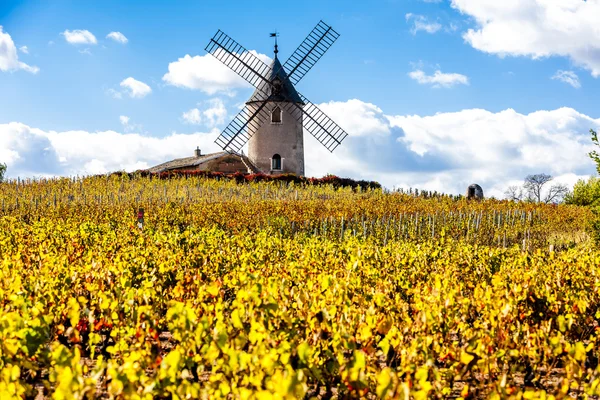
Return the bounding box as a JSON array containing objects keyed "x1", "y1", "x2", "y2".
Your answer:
[
  {"x1": 523, "y1": 173, "x2": 552, "y2": 202},
  {"x1": 524, "y1": 174, "x2": 569, "y2": 203},
  {"x1": 504, "y1": 185, "x2": 524, "y2": 202},
  {"x1": 505, "y1": 173, "x2": 568, "y2": 203},
  {"x1": 0, "y1": 163, "x2": 6, "y2": 183},
  {"x1": 589, "y1": 129, "x2": 600, "y2": 174},
  {"x1": 568, "y1": 129, "x2": 600, "y2": 244},
  {"x1": 564, "y1": 177, "x2": 600, "y2": 206}
]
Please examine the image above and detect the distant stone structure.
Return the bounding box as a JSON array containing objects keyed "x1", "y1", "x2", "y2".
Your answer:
[
  {"x1": 466, "y1": 184, "x2": 484, "y2": 200},
  {"x1": 148, "y1": 147, "x2": 258, "y2": 174}
]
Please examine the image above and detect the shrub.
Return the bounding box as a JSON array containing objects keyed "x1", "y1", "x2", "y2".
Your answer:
[{"x1": 565, "y1": 177, "x2": 600, "y2": 207}]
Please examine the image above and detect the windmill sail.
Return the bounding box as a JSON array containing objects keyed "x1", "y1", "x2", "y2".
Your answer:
[
  {"x1": 206, "y1": 22, "x2": 348, "y2": 156},
  {"x1": 205, "y1": 30, "x2": 272, "y2": 89},
  {"x1": 215, "y1": 101, "x2": 271, "y2": 153},
  {"x1": 280, "y1": 93, "x2": 348, "y2": 152},
  {"x1": 282, "y1": 20, "x2": 340, "y2": 86}
]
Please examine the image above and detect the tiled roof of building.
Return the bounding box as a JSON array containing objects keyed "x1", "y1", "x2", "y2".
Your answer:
[
  {"x1": 147, "y1": 151, "x2": 261, "y2": 174},
  {"x1": 147, "y1": 151, "x2": 228, "y2": 173}
]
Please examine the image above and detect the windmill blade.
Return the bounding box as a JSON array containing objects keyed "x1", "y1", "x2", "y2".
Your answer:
[
  {"x1": 280, "y1": 93, "x2": 348, "y2": 152},
  {"x1": 214, "y1": 101, "x2": 272, "y2": 153},
  {"x1": 282, "y1": 20, "x2": 340, "y2": 86},
  {"x1": 205, "y1": 30, "x2": 272, "y2": 90}
]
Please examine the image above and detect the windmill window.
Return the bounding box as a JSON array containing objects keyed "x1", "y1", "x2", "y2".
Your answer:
[
  {"x1": 271, "y1": 106, "x2": 282, "y2": 124},
  {"x1": 271, "y1": 154, "x2": 282, "y2": 170}
]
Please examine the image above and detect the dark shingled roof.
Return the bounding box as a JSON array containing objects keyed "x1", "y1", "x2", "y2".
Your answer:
[
  {"x1": 246, "y1": 56, "x2": 303, "y2": 104},
  {"x1": 147, "y1": 151, "x2": 228, "y2": 173}
]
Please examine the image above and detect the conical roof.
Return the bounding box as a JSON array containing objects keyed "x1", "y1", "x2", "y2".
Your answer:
[{"x1": 246, "y1": 56, "x2": 303, "y2": 104}]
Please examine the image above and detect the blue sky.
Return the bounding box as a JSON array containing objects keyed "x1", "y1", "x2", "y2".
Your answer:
[{"x1": 1, "y1": 0, "x2": 600, "y2": 197}]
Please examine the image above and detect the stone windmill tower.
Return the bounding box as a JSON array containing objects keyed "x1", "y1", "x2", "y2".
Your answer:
[{"x1": 205, "y1": 21, "x2": 348, "y2": 176}]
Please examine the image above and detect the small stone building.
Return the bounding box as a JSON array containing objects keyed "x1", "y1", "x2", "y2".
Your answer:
[
  {"x1": 148, "y1": 147, "x2": 258, "y2": 174},
  {"x1": 466, "y1": 184, "x2": 484, "y2": 200}
]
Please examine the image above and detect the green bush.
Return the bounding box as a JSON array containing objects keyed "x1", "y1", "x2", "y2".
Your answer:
[
  {"x1": 565, "y1": 177, "x2": 600, "y2": 243},
  {"x1": 564, "y1": 177, "x2": 600, "y2": 206},
  {"x1": 573, "y1": 129, "x2": 600, "y2": 244}
]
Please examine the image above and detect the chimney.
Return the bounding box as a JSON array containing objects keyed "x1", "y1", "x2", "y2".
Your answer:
[{"x1": 194, "y1": 146, "x2": 201, "y2": 157}]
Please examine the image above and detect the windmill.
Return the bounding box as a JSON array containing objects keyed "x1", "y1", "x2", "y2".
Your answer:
[{"x1": 205, "y1": 20, "x2": 348, "y2": 176}]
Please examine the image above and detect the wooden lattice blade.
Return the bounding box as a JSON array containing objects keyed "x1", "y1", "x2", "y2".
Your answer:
[
  {"x1": 282, "y1": 20, "x2": 340, "y2": 86},
  {"x1": 205, "y1": 30, "x2": 272, "y2": 90},
  {"x1": 214, "y1": 101, "x2": 271, "y2": 153}
]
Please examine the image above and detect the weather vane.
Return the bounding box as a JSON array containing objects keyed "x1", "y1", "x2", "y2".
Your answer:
[{"x1": 270, "y1": 30, "x2": 279, "y2": 55}]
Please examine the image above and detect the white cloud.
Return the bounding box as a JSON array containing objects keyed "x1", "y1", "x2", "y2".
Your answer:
[
  {"x1": 3, "y1": 102, "x2": 599, "y2": 198},
  {"x1": 405, "y1": 13, "x2": 442, "y2": 35},
  {"x1": 302, "y1": 101, "x2": 599, "y2": 197},
  {"x1": 451, "y1": 0, "x2": 600, "y2": 77},
  {"x1": 0, "y1": 26, "x2": 39, "y2": 74},
  {"x1": 120, "y1": 77, "x2": 152, "y2": 98},
  {"x1": 385, "y1": 107, "x2": 599, "y2": 196},
  {"x1": 163, "y1": 51, "x2": 271, "y2": 95},
  {"x1": 409, "y1": 68, "x2": 469, "y2": 88},
  {"x1": 319, "y1": 99, "x2": 390, "y2": 137},
  {"x1": 0, "y1": 122, "x2": 220, "y2": 177},
  {"x1": 61, "y1": 29, "x2": 97, "y2": 45},
  {"x1": 182, "y1": 109, "x2": 202, "y2": 125},
  {"x1": 202, "y1": 99, "x2": 227, "y2": 127},
  {"x1": 106, "y1": 31, "x2": 128, "y2": 44},
  {"x1": 182, "y1": 99, "x2": 228, "y2": 127},
  {"x1": 119, "y1": 115, "x2": 143, "y2": 133},
  {"x1": 106, "y1": 88, "x2": 122, "y2": 99},
  {"x1": 552, "y1": 70, "x2": 580, "y2": 88},
  {"x1": 18, "y1": 45, "x2": 28, "y2": 54}
]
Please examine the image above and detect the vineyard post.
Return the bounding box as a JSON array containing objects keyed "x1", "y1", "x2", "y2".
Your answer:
[
  {"x1": 362, "y1": 215, "x2": 366, "y2": 238},
  {"x1": 137, "y1": 207, "x2": 144, "y2": 230},
  {"x1": 415, "y1": 212, "x2": 419, "y2": 240}
]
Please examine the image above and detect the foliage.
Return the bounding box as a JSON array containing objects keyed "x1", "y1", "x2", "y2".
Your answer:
[
  {"x1": 0, "y1": 175, "x2": 596, "y2": 398},
  {"x1": 565, "y1": 177, "x2": 600, "y2": 207},
  {"x1": 589, "y1": 129, "x2": 600, "y2": 175},
  {"x1": 110, "y1": 169, "x2": 382, "y2": 191},
  {"x1": 0, "y1": 175, "x2": 589, "y2": 249},
  {"x1": 565, "y1": 176, "x2": 600, "y2": 245},
  {"x1": 0, "y1": 163, "x2": 6, "y2": 183}
]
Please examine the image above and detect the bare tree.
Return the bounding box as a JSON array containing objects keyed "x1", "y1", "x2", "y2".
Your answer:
[
  {"x1": 504, "y1": 185, "x2": 524, "y2": 201},
  {"x1": 522, "y1": 173, "x2": 568, "y2": 203},
  {"x1": 543, "y1": 183, "x2": 569, "y2": 204},
  {"x1": 524, "y1": 174, "x2": 553, "y2": 202},
  {"x1": 505, "y1": 173, "x2": 569, "y2": 204}
]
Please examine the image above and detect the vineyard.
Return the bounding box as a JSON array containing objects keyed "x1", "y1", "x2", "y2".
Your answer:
[{"x1": 0, "y1": 175, "x2": 598, "y2": 399}]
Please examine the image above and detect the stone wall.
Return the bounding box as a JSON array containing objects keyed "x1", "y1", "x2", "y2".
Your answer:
[{"x1": 247, "y1": 103, "x2": 304, "y2": 176}]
